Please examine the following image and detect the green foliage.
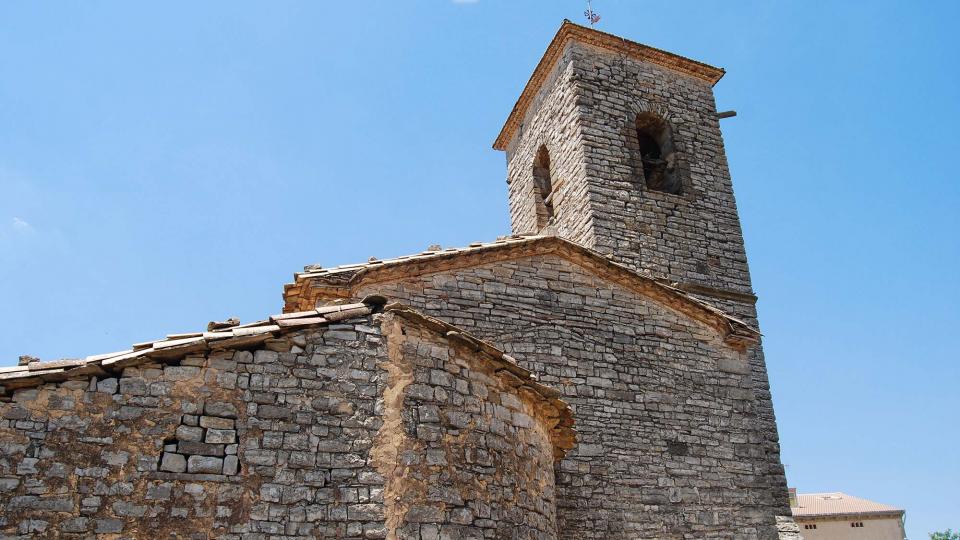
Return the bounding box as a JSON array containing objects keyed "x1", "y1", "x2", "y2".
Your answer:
[{"x1": 930, "y1": 530, "x2": 960, "y2": 540}]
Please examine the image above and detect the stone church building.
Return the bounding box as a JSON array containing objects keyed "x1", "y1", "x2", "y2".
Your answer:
[{"x1": 0, "y1": 21, "x2": 800, "y2": 540}]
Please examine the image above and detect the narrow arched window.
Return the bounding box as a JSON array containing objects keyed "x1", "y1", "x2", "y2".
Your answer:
[
  {"x1": 532, "y1": 145, "x2": 555, "y2": 230},
  {"x1": 636, "y1": 112, "x2": 682, "y2": 195}
]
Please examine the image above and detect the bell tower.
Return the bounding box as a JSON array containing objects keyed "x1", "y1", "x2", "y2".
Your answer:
[{"x1": 495, "y1": 21, "x2": 756, "y2": 316}]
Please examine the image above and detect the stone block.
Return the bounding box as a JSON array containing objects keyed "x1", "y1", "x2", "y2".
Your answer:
[
  {"x1": 253, "y1": 350, "x2": 279, "y2": 364},
  {"x1": 119, "y1": 377, "x2": 147, "y2": 395},
  {"x1": 115, "y1": 406, "x2": 144, "y2": 420},
  {"x1": 3, "y1": 406, "x2": 30, "y2": 420},
  {"x1": 260, "y1": 483, "x2": 282, "y2": 502},
  {"x1": 256, "y1": 404, "x2": 292, "y2": 419},
  {"x1": 418, "y1": 405, "x2": 440, "y2": 423},
  {"x1": 95, "y1": 378, "x2": 118, "y2": 394},
  {"x1": 163, "y1": 366, "x2": 200, "y2": 381},
  {"x1": 346, "y1": 503, "x2": 384, "y2": 521},
  {"x1": 146, "y1": 483, "x2": 172, "y2": 500},
  {"x1": 405, "y1": 505, "x2": 442, "y2": 523},
  {"x1": 205, "y1": 428, "x2": 236, "y2": 444},
  {"x1": 204, "y1": 401, "x2": 238, "y2": 418},
  {"x1": 420, "y1": 524, "x2": 440, "y2": 540},
  {"x1": 160, "y1": 452, "x2": 186, "y2": 473},
  {"x1": 451, "y1": 507, "x2": 474, "y2": 525},
  {"x1": 177, "y1": 441, "x2": 225, "y2": 457},
  {"x1": 187, "y1": 455, "x2": 224, "y2": 474},
  {"x1": 95, "y1": 519, "x2": 123, "y2": 533},
  {"x1": 0, "y1": 477, "x2": 20, "y2": 492},
  {"x1": 60, "y1": 517, "x2": 89, "y2": 533},
  {"x1": 199, "y1": 415, "x2": 234, "y2": 429},
  {"x1": 244, "y1": 450, "x2": 277, "y2": 466},
  {"x1": 112, "y1": 500, "x2": 147, "y2": 517},
  {"x1": 223, "y1": 455, "x2": 239, "y2": 475},
  {"x1": 176, "y1": 425, "x2": 204, "y2": 442},
  {"x1": 19, "y1": 519, "x2": 49, "y2": 534}
]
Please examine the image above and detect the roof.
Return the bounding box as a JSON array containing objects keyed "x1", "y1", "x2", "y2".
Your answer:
[
  {"x1": 0, "y1": 299, "x2": 382, "y2": 396},
  {"x1": 0, "y1": 298, "x2": 576, "y2": 458},
  {"x1": 493, "y1": 20, "x2": 726, "y2": 151},
  {"x1": 791, "y1": 493, "x2": 904, "y2": 519},
  {"x1": 284, "y1": 234, "x2": 760, "y2": 349}
]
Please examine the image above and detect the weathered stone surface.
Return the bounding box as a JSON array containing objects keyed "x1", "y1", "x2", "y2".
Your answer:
[
  {"x1": 198, "y1": 415, "x2": 233, "y2": 429},
  {"x1": 203, "y1": 401, "x2": 238, "y2": 418},
  {"x1": 0, "y1": 317, "x2": 565, "y2": 539},
  {"x1": 95, "y1": 377, "x2": 118, "y2": 394},
  {"x1": 159, "y1": 452, "x2": 186, "y2": 473},
  {"x1": 175, "y1": 424, "x2": 204, "y2": 442},
  {"x1": 187, "y1": 455, "x2": 223, "y2": 474},
  {"x1": 177, "y1": 441, "x2": 225, "y2": 457},
  {"x1": 222, "y1": 455, "x2": 239, "y2": 475},
  {"x1": 205, "y1": 428, "x2": 236, "y2": 444}
]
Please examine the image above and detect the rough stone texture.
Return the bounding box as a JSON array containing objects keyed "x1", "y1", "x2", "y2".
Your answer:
[
  {"x1": 504, "y1": 39, "x2": 754, "y2": 300},
  {"x1": 0, "y1": 315, "x2": 570, "y2": 539},
  {"x1": 378, "y1": 316, "x2": 560, "y2": 540},
  {"x1": 341, "y1": 254, "x2": 788, "y2": 539},
  {"x1": 777, "y1": 515, "x2": 803, "y2": 540}
]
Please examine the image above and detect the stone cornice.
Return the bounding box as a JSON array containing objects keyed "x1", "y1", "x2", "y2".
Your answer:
[{"x1": 492, "y1": 20, "x2": 726, "y2": 151}]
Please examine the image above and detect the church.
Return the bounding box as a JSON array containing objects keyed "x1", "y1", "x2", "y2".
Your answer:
[{"x1": 0, "y1": 21, "x2": 800, "y2": 540}]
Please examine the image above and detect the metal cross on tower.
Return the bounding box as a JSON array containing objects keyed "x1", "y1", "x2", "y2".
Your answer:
[{"x1": 584, "y1": 0, "x2": 601, "y2": 26}]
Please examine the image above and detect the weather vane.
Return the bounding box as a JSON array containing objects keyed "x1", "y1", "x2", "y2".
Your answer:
[{"x1": 584, "y1": 0, "x2": 601, "y2": 26}]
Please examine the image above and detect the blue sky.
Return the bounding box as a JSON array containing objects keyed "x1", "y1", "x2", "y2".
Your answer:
[{"x1": 1, "y1": 1, "x2": 957, "y2": 537}]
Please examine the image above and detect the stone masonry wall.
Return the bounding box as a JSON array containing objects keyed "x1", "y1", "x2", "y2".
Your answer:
[
  {"x1": 0, "y1": 313, "x2": 568, "y2": 540},
  {"x1": 345, "y1": 254, "x2": 792, "y2": 540},
  {"x1": 505, "y1": 44, "x2": 595, "y2": 244},
  {"x1": 0, "y1": 320, "x2": 388, "y2": 539},
  {"x1": 505, "y1": 40, "x2": 755, "y2": 298},
  {"x1": 378, "y1": 316, "x2": 560, "y2": 540}
]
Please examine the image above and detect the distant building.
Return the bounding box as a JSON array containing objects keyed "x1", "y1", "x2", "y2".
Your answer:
[{"x1": 791, "y1": 491, "x2": 906, "y2": 540}]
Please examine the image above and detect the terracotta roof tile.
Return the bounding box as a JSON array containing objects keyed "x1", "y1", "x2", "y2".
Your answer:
[
  {"x1": 1, "y1": 299, "x2": 376, "y2": 395},
  {"x1": 791, "y1": 493, "x2": 904, "y2": 518}
]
